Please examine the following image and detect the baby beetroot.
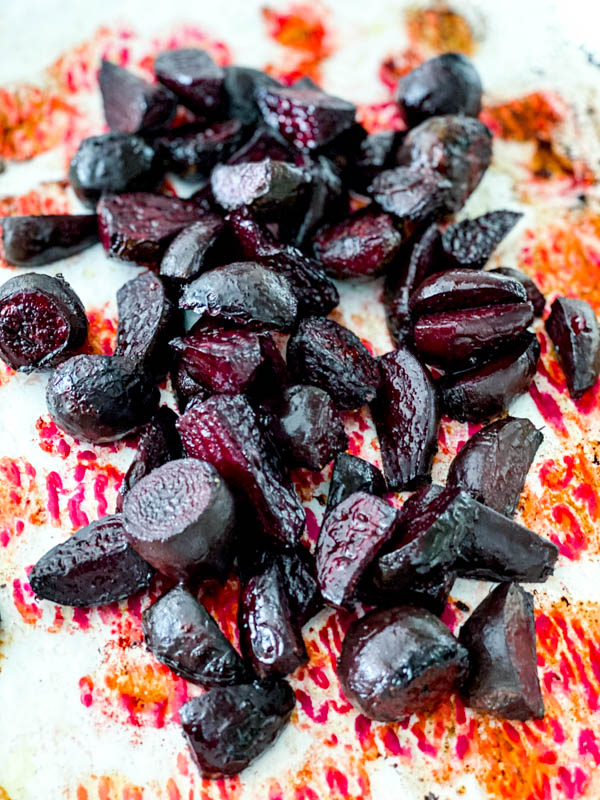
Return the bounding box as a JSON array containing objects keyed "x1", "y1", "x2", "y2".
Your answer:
[
  {"x1": 326, "y1": 453, "x2": 386, "y2": 516},
  {"x1": 211, "y1": 158, "x2": 309, "y2": 218},
  {"x1": 99, "y1": 59, "x2": 176, "y2": 133},
  {"x1": 440, "y1": 210, "x2": 523, "y2": 270},
  {"x1": 409, "y1": 269, "x2": 527, "y2": 317},
  {"x1": 0, "y1": 273, "x2": 87, "y2": 371},
  {"x1": 1, "y1": 214, "x2": 99, "y2": 267},
  {"x1": 154, "y1": 48, "x2": 224, "y2": 113},
  {"x1": 545, "y1": 296, "x2": 600, "y2": 398},
  {"x1": 152, "y1": 119, "x2": 244, "y2": 181},
  {"x1": 160, "y1": 214, "x2": 225, "y2": 284},
  {"x1": 491, "y1": 267, "x2": 546, "y2": 316},
  {"x1": 122, "y1": 458, "x2": 236, "y2": 580}
]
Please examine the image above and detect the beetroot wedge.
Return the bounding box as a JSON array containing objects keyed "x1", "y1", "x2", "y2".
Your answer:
[
  {"x1": 211, "y1": 158, "x2": 309, "y2": 218},
  {"x1": 441, "y1": 210, "x2": 523, "y2": 270},
  {"x1": 368, "y1": 165, "x2": 452, "y2": 225},
  {"x1": 1, "y1": 214, "x2": 98, "y2": 266},
  {"x1": 99, "y1": 59, "x2": 176, "y2": 133},
  {"x1": 160, "y1": 214, "x2": 225, "y2": 284},
  {"x1": 154, "y1": 48, "x2": 224, "y2": 113},
  {"x1": 326, "y1": 453, "x2": 386, "y2": 516},
  {"x1": 545, "y1": 297, "x2": 600, "y2": 398},
  {"x1": 152, "y1": 120, "x2": 244, "y2": 181},
  {"x1": 409, "y1": 268, "x2": 527, "y2": 317}
]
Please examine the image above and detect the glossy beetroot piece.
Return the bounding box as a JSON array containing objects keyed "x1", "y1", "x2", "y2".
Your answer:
[
  {"x1": 397, "y1": 53, "x2": 482, "y2": 128},
  {"x1": 313, "y1": 208, "x2": 404, "y2": 280},
  {"x1": 99, "y1": 59, "x2": 176, "y2": 133},
  {"x1": 1, "y1": 214, "x2": 99, "y2": 267},
  {"x1": 180, "y1": 679, "x2": 295, "y2": 777},
  {"x1": 459, "y1": 583, "x2": 544, "y2": 719},
  {"x1": 338, "y1": 606, "x2": 469, "y2": 721},
  {"x1": 409, "y1": 268, "x2": 528, "y2": 317},
  {"x1": 177, "y1": 394, "x2": 305, "y2": 546},
  {"x1": 368, "y1": 165, "x2": 452, "y2": 224},
  {"x1": 265, "y1": 385, "x2": 348, "y2": 471},
  {"x1": 287, "y1": 316, "x2": 380, "y2": 410},
  {"x1": 239, "y1": 561, "x2": 308, "y2": 678},
  {"x1": 350, "y1": 130, "x2": 404, "y2": 192},
  {"x1": 370, "y1": 348, "x2": 439, "y2": 490},
  {"x1": 491, "y1": 267, "x2": 546, "y2": 317},
  {"x1": 317, "y1": 492, "x2": 398, "y2": 608},
  {"x1": 97, "y1": 193, "x2": 201, "y2": 267},
  {"x1": 69, "y1": 132, "x2": 161, "y2": 208},
  {"x1": 0, "y1": 273, "x2": 87, "y2": 371},
  {"x1": 142, "y1": 585, "x2": 248, "y2": 686},
  {"x1": 29, "y1": 515, "x2": 152, "y2": 607},
  {"x1": 115, "y1": 271, "x2": 176, "y2": 378},
  {"x1": 226, "y1": 125, "x2": 299, "y2": 166},
  {"x1": 545, "y1": 296, "x2": 600, "y2": 398},
  {"x1": 326, "y1": 452, "x2": 386, "y2": 516},
  {"x1": 441, "y1": 210, "x2": 523, "y2": 270},
  {"x1": 223, "y1": 67, "x2": 282, "y2": 127},
  {"x1": 439, "y1": 332, "x2": 540, "y2": 422},
  {"x1": 123, "y1": 458, "x2": 236, "y2": 580},
  {"x1": 277, "y1": 547, "x2": 322, "y2": 626},
  {"x1": 447, "y1": 416, "x2": 543, "y2": 517},
  {"x1": 171, "y1": 358, "x2": 211, "y2": 412},
  {"x1": 46, "y1": 354, "x2": 159, "y2": 443},
  {"x1": 180, "y1": 262, "x2": 298, "y2": 332},
  {"x1": 154, "y1": 48, "x2": 224, "y2": 113},
  {"x1": 257, "y1": 83, "x2": 356, "y2": 150},
  {"x1": 152, "y1": 120, "x2": 244, "y2": 180},
  {"x1": 160, "y1": 214, "x2": 225, "y2": 283}
]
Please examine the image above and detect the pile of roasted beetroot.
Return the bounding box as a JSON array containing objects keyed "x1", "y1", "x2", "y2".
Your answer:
[{"x1": 2, "y1": 47, "x2": 599, "y2": 778}]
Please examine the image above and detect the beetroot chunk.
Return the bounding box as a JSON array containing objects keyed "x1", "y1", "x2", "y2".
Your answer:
[
  {"x1": 370, "y1": 348, "x2": 439, "y2": 490},
  {"x1": 160, "y1": 215, "x2": 225, "y2": 284},
  {"x1": 171, "y1": 358, "x2": 212, "y2": 411},
  {"x1": 338, "y1": 606, "x2": 469, "y2": 721},
  {"x1": 211, "y1": 158, "x2": 308, "y2": 218},
  {"x1": 142, "y1": 585, "x2": 249, "y2": 686},
  {"x1": 491, "y1": 267, "x2": 546, "y2": 317},
  {"x1": 180, "y1": 262, "x2": 298, "y2": 332},
  {"x1": 441, "y1": 210, "x2": 523, "y2": 270},
  {"x1": 317, "y1": 492, "x2": 398, "y2": 608},
  {"x1": 545, "y1": 296, "x2": 600, "y2": 398},
  {"x1": 368, "y1": 165, "x2": 452, "y2": 224},
  {"x1": 152, "y1": 119, "x2": 244, "y2": 181},
  {"x1": 97, "y1": 193, "x2": 201, "y2": 267},
  {"x1": 459, "y1": 583, "x2": 545, "y2": 720},
  {"x1": 154, "y1": 49, "x2": 224, "y2": 113},
  {"x1": 46, "y1": 354, "x2": 159, "y2": 443},
  {"x1": 409, "y1": 268, "x2": 527, "y2": 317},
  {"x1": 276, "y1": 548, "x2": 322, "y2": 626},
  {"x1": 326, "y1": 453, "x2": 386, "y2": 516},
  {"x1": 1, "y1": 214, "x2": 99, "y2": 267},
  {"x1": 0, "y1": 273, "x2": 87, "y2": 371},
  {"x1": 226, "y1": 125, "x2": 299, "y2": 166},
  {"x1": 223, "y1": 67, "x2": 283, "y2": 127},
  {"x1": 350, "y1": 130, "x2": 405, "y2": 193},
  {"x1": 99, "y1": 59, "x2": 176, "y2": 133},
  {"x1": 177, "y1": 393, "x2": 305, "y2": 546},
  {"x1": 123, "y1": 458, "x2": 236, "y2": 580},
  {"x1": 29, "y1": 514, "x2": 152, "y2": 606},
  {"x1": 286, "y1": 316, "x2": 380, "y2": 410}
]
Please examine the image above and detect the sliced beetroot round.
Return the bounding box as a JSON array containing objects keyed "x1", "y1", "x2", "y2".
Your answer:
[
  {"x1": 0, "y1": 273, "x2": 87, "y2": 371},
  {"x1": 326, "y1": 452, "x2": 386, "y2": 517},
  {"x1": 29, "y1": 514, "x2": 152, "y2": 607},
  {"x1": 223, "y1": 66, "x2": 283, "y2": 127},
  {"x1": 122, "y1": 458, "x2": 236, "y2": 580},
  {"x1": 440, "y1": 210, "x2": 523, "y2": 270},
  {"x1": 370, "y1": 348, "x2": 439, "y2": 490},
  {"x1": 338, "y1": 606, "x2": 469, "y2": 721},
  {"x1": 46, "y1": 354, "x2": 159, "y2": 443},
  {"x1": 286, "y1": 316, "x2": 380, "y2": 410},
  {"x1": 545, "y1": 296, "x2": 600, "y2": 399},
  {"x1": 409, "y1": 268, "x2": 528, "y2": 317},
  {"x1": 211, "y1": 158, "x2": 309, "y2": 218},
  {"x1": 459, "y1": 582, "x2": 545, "y2": 720},
  {"x1": 151, "y1": 119, "x2": 244, "y2": 181},
  {"x1": 368, "y1": 165, "x2": 452, "y2": 224},
  {"x1": 99, "y1": 59, "x2": 176, "y2": 133},
  {"x1": 490, "y1": 267, "x2": 546, "y2": 317},
  {"x1": 154, "y1": 48, "x2": 224, "y2": 113},
  {"x1": 1, "y1": 214, "x2": 99, "y2": 267},
  {"x1": 160, "y1": 215, "x2": 225, "y2": 284}
]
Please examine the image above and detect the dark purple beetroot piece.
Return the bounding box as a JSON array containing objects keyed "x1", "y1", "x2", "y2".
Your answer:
[
  {"x1": 396, "y1": 53, "x2": 482, "y2": 128},
  {"x1": 29, "y1": 514, "x2": 152, "y2": 606},
  {"x1": 152, "y1": 120, "x2": 244, "y2": 181},
  {"x1": 350, "y1": 130, "x2": 404, "y2": 192},
  {"x1": 439, "y1": 332, "x2": 540, "y2": 422},
  {"x1": 142, "y1": 584, "x2": 248, "y2": 686},
  {"x1": 154, "y1": 48, "x2": 224, "y2": 113},
  {"x1": 115, "y1": 271, "x2": 176, "y2": 378},
  {"x1": 370, "y1": 348, "x2": 439, "y2": 490},
  {"x1": 264, "y1": 384, "x2": 348, "y2": 471},
  {"x1": 368, "y1": 165, "x2": 452, "y2": 224},
  {"x1": 239, "y1": 561, "x2": 308, "y2": 678},
  {"x1": 160, "y1": 214, "x2": 225, "y2": 284},
  {"x1": 69, "y1": 132, "x2": 161, "y2": 208},
  {"x1": 338, "y1": 606, "x2": 469, "y2": 721},
  {"x1": 545, "y1": 296, "x2": 600, "y2": 399},
  {"x1": 447, "y1": 416, "x2": 543, "y2": 517},
  {"x1": 286, "y1": 316, "x2": 380, "y2": 410},
  {"x1": 409, "y1": 269, "x2": 527, "y2": 317},
  {"x1": 257, "y1": 83, "x2": 356, "y2": 150},
  {"x1": 313, "y1": 208, "x2": 404, "y2": 280},
  {"x1": 180, "y1": 679, "x2": 295, "y2": 777},
  {"x1": 491, "y1": 267, "x2": 546, "y2": 317},
  {"x1": 440, "y1": 211, "x2": 523, "y2": 270},
  {"x1": 46, "y1": 354, "x2": 159, "y2": 443},
  {"x1": 211, "y1": 158, "x2": 308, "y2": 218},
  {"x1": 459, "y1": 583, "x2": 544, "y2": 719},
  {"x1": 122, "y1": 458, "x2": 236, "y2": 580},
  {"x1": 171, "y1": 358, "x2": 211, "y2": 411},
  {"x1": 413, "y1": 302, "x2": 534, "y2": 369},
  {"x1": 317, "y1": 492, "x2": 398, "y2": 608},
  {"x1": 97, "y1": 193, "x2": 201, "y2": 268},
  {"x1": 276, "y1": 547, "x2": 322, "y2": 626},
  {"x1": 326, "y1": 452, "x2": 386, "y2": 516},
  {"x1": 99, "y1": 59, "x2": 176, "y2": 133},
  {"x1": 223, "y1": 66, "x2": 282, "y2": 127},
  {"x1": 226, "y1": 125, "x2": 299, "y2": 166},
  {"x1": 0, "y1": 273, "x2": 87, "y2": 371},
  {"x1": 1, "y1": 214, "x2": 98, "y2": 267},
  {"x1": 180, "y1": 262, "x2": 298, "y2": 332},
  {"x1": 177, "y1": 393, "x2": 305, "y2": 546}
]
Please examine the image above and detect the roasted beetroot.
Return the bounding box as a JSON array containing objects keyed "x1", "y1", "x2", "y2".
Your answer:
[
  {"x1": 338, "y1": 606, "x2": 469, "y2": 721},
  {"x1": 409, "y1": 268, "x2": 527, "y2": 317},
  {"x1": 370, "y1": 348, "x2": 439, "y2": 490},
  {"x1": 29, "y1": 514, "x2": 152, "y2": 606},
  {"x1": 226, "y1": 125, "x2": 299, "y2": 166},
  {"x1": 368, "y1": 165, "x2": 452, "y2": 224},
  {"x1": 491, "y1": 267, "x2": 546, "y2": 317},
  {"x1": 286, "y1": 316, "x2": 380, "y2": 410},
  {"x1": 46, "y1": 354, "x2": 159, "y2": 443},
  {"x1": 152, "y1": 120, "x2": 244, "y2": 180},
  {"x1": 545, "y1": 296, "x2": 600, "y2": 398},
  {"x1": 276, "y1": 547, "x2": 322, "y2": 626},
  {"x1": 1, "y1": 214, "x2": 99, "y2": 266},
  {"x1": 99, "y1": 59, "x2": 176, "y2": 133},
  {"x1": 326, "y1": 452, "x2": 386, "y2": 516},
  {"x1": 350, "y1": 130, "x2": 404, "y2": 193},
  {"x1": 440, "y1": 210, "x2": 523, "y2": 270},
  {"x1": 223, "y1": 67, "x2": 282, "y2": 127},
  {"x1": 154, "y1": 48, "x2": 224, "y2": 113},
  {"x1": 459, "y1": 583, "x2": 544, "y2": 719},
  {"x1": 0, "y1": 273, "x2": 87, "y2": 371},
  {"x1": 160, "y1": 214, "x2": 225, "y2": 284},
  {"x1": 171, "y1": 358, "x2": 211, "y2": 411},
  {"x1": 122, "y1": 458, "x2": 236, "y2": 580}
]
